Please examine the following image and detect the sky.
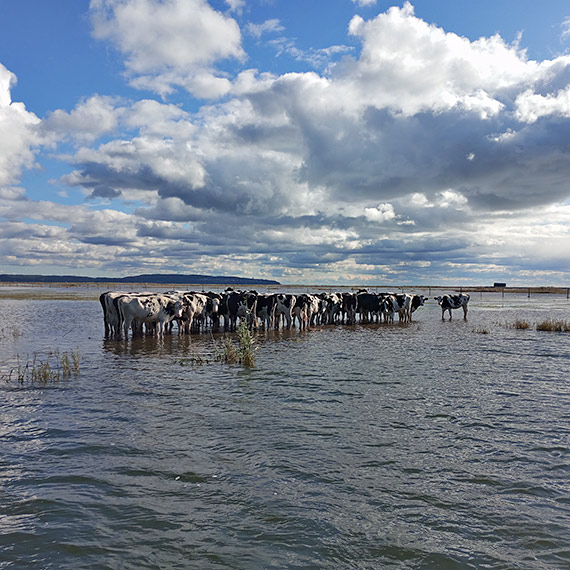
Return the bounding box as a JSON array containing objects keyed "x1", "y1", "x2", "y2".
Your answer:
[{"x1": 1, "y1": 0, "x2": 570, "y2": 285}]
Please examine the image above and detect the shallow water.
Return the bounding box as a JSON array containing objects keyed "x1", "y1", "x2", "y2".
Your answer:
[{"x1": 1, "y1": 290, "x2": 570, "y2": 569}]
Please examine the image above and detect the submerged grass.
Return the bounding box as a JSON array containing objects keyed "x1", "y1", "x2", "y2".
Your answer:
[
  {"x1": 506, "y1": 319, "x2": 570, "y2": 332},
  {"x1": 3, "y1": 348, "x2": 80, "y2": 385},
  {"x1": 536, "y1": 319, "x2": 570, "y2": 332}
]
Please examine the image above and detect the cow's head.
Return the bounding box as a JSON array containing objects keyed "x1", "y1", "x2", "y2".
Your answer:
[
  {"x1": 167, "y1": 299, "x2": 184, "y2": 319},
  {"x1": 209, "y1": 297, "x2": 220, "y2": 314}
]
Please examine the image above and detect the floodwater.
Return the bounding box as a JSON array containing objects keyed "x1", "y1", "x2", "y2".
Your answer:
[{"x1": 1, "y1": 288, "x2": 570, "y2": 569}]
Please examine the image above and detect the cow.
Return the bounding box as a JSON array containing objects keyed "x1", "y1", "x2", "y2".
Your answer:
[
  {"x1": 380, "y1": 295, "x2": 398, "y2": 324},
  {"x1": 315, "y1": 295, "x2": 329, "y2": 325},
  {"x1": 387, "y1": 294, "x2": 427, "y2": 323},
  {"x1": 323, "y1": 293, "x2": 343, "y2": 325},
  {"x1": 179, "y1": 293, "x2": 210, "y2": 334},
  {"x1": 117, "y1": 293, "x2": 184, "y2": 338},
  {"x1": 405, "y1": 294, "x2": 427, "y2": 322},
  {"x1": 100, "y1": 290, "x2": 130, "y2": 336},
  {"x1": 292, "y1": 293, "x2": 321, "y2": 330},
  {"x1": 255, "y1": 293, "x2": 277, "y2": 330},
  {"x1": 224, "y1": 290, "x2": 257, "y2": 331},
  {"x1": 100, "y1": 291, "x2": 160, "y2": 336},
  {"x1": 434, "y1": 293, "x2": 470, "y2": 320},
  {"x1": 341, "y1": 292, "x2": 358, "y2": 325},
  {"x1": 274, "y1": 294, "x2": 296, "y2": 329},
  {"x1": 357, "y1": 292, "x2": 381, "y2": 323},
  {"x1": 305, "y1": 294, "x2": 321, "y2": 327}
]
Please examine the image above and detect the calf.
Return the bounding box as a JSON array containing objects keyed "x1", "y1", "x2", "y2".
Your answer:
[{"x1": 434, "y1": 293, "x2": 470, "y2": 320}]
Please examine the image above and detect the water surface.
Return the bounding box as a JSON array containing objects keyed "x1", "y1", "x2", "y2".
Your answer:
[{"x1": 1, "y1": 290, "x2": 569, "y2": 569}]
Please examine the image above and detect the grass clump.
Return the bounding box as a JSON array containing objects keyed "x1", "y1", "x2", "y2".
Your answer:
[
  {"x1": 511, "y1": 319, "x2": 531, "y2": 330},
  {"x1": 473, "y1": 326, "x2": 490, "y2": 334},
  {"x1": 536, "y1": 319, "x2": 570, "y2": 332},
  {"x1": 217, "y1": 321, "x2": 256, "y2": 367},
  {"x1": 4, "y1": 348, "x2": 80, "y2": 385}
]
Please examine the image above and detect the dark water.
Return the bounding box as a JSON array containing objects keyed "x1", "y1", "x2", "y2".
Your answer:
[{"x1": 1, "y1": 290, "x2": 570, "y2": 569}]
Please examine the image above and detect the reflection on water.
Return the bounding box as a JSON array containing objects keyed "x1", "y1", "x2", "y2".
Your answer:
[{"x1": 1, "y1": 294, "x2": 569, "y2": 569}]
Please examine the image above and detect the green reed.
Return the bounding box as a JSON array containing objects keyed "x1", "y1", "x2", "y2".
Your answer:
[{"x1": 4, "y1": 348, "x2": 81, "y2": 385}]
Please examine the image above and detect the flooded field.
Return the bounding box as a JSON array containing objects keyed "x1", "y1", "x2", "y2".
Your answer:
[{"x1": 1, "y1": 287, "x2": 570, "y2": 569}]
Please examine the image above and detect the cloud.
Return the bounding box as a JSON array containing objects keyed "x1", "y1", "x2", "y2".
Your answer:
[
  {"x1": 4, "y1": 3, "x2": 570, "y2": 284},
  {"x1": 343, "y1": 2, "x2": 535, "y2": 118},
  {"x1": 0, "y1": 64, "x2": 42, "y2": 187},
  {"x1": 246, "y1": 19, "x2": 284, "y2": 39},
  {"x1": 89, "y1": 0, "x2": 245, "y2": 98},
  {"x1": 43, "y1": 95, "x2": 121, "y2": 143},
  {"x1": 86, "y1": 184, "x2": 122, "y2": 200},
  {"x1": 352, "y1": 0, "x2": 377, "y2": 6}
]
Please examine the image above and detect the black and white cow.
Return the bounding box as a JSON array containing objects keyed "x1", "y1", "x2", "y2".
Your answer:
[
  {"x1": 179, "y1": 293, "x2": 210, "y2": 334},
  {"x1": 224, "y1": 290, "x2": 251, "y2": 331},
  {"x1": 255, "y1": 293, "x2": 277, "y2": 330},
  {"x1": 434, "y1": 293, "x2": 470, "y2": 320},
  {"x1": 341, "y1": 292, "x2": 358, "y2": 324},
  {"x1": 117, "y1": 293, "x2": 184, "y2": 338},
  {"x1": 382, "y1": 294, "x2": 426, "y2": 323},
  {"x1": 292, "y1": 293, "x2": 321, "y2": 330},
  {"x1": 100, "y1": 290, "x2": 131, "y2": 336},
  {"x1": 324, "y1": 293, "x2": 343, "y2": 325},
  {"x1": 274, "y1": 294, "x2": 296, "y2": 329}
]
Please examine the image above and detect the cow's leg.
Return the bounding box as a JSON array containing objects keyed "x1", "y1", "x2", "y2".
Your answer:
[
  {"x1": 123, "y1": 317, "x2": 132, "y2": 338},
  {"x1": 463, "y1": 305, "x2": 468, "y2": 320}
]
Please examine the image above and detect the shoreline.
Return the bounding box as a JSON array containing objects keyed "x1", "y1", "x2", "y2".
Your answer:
[{"x1": 0, "y1": 281, "x2": 568, "y2": 301}]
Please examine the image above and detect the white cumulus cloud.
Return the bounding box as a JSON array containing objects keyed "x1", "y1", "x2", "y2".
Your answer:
[{"x1": 89, "y1": 0, "x2": 245, "y2": 98}]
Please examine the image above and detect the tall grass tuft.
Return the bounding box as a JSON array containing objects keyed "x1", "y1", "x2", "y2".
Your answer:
[
  {"x1": 4, "y1": 349, "x2": 81, "y2": 385},
  {"x1": 536, "y1": 319, "x2": 570, "y2": 332},
  {"x1": 217, "y1": 321, "x2": 256, "y2": 367},
  {"x1": 237, "y1": 321, "x2": 256, "y2": 367}
]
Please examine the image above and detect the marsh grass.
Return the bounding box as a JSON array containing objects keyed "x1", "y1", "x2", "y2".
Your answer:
[
  {"x1": 505, "y1": 318, "x2": 570, "y2": 332},
  {"x1": 511, "y1": 319, "x2": 531, "y2": 330},
  {"x1": 216, "y1": 321, "x2": 256, "y2": 367},
  {"x1": 178, "y1": 352, "x2": 212, "y2": 366},
  {"x1": 536, "y1": 319, "x2": 570, "y2": 332},
  {"x1": 3, "y1": 348, "x2": 81, "y2": 385}
]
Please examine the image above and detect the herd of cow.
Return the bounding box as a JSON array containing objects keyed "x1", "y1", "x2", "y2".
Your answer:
[{"x1": 99, "y1": 289, "x2": 471, "y2": 339}]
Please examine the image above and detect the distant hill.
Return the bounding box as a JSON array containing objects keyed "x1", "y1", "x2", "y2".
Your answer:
[{"x1": 0, "y1": 273, "x2": 281, "y2": 286}]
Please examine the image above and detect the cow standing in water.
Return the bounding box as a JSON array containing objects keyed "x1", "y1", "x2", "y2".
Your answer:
[{"x1": 435, "y1": 294, "x2": 470, "y2": 320}]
